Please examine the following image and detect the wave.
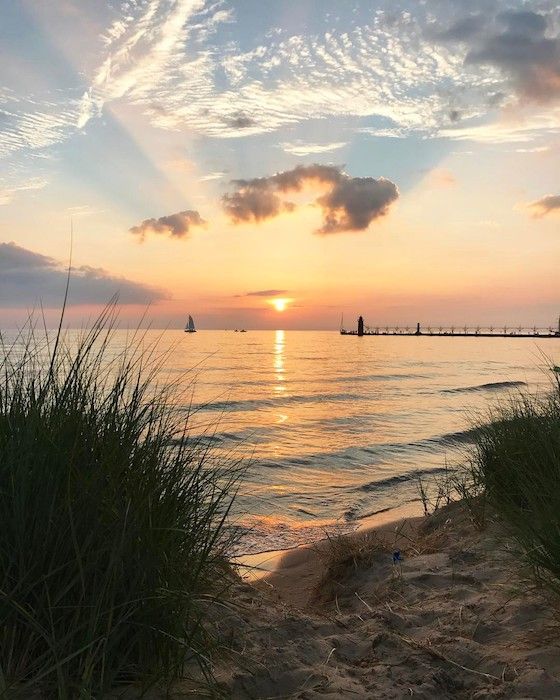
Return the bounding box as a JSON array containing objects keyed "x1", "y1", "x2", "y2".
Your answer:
[
  {"x1": 442, "y1": 380, "x2": 526, "y2": 394},
  {"x1": 182, "y1": 421, "x2": 480, "y2": 456},
  {"x1": 428, "y1": 427, "x2": 481, "y2": 446},
  {"x1": 191, "y1": 391, "x2": 362, "y2": 412},
  {"x1": 358, "y1": 465, "x2": 450, "y2": 494},
  {"x1": 257, "y1": 431, "x2": 467, "y2": 471},
  {"x1": 326, "y1": 372, "x2": 431, "y2": 384}
]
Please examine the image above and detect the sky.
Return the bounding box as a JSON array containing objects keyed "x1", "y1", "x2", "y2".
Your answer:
[{"x1": 1, "y1": 0, "x2": 559, "y2": 329}]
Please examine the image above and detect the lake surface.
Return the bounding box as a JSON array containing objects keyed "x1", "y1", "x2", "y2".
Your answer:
[
  {"x1": 154, "y1": 330, "x2": 557, "y2": 554},
  {"x1": 4, "y1": 328, "x2": 558, "y2": 554}
]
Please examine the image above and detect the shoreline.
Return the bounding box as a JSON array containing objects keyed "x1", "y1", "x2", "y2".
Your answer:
[
  {"x1": 234, "y1": 500, "x2": 423, "y2": 582},
  {"x1": 215, "y1": 499, "x2": 560, "y2": 698}
]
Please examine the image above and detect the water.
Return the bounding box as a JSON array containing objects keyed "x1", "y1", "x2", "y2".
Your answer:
[
  {"x1": 4, "y1": 328, "x2": 558, "y2": 554},
  {"x1": 156, "y1": 330, "x2": 556, "y2": 553}
]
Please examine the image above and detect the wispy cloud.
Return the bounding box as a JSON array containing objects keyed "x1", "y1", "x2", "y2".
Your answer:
[
  {"x1": 438, "y1": 107, "x2": 560, "y2": 144},
  {"x1": 65, "y1": 204, "x2": 104, "y2": 218},
  {"x1": 0, "y1": 91, "x2": 84, "y2": 159},
  {"x1": 357, "y1": 127, "x2": 408, "y2": 139},
  {"x1": 3, "y1": 0, "x2": 560, "y2": 179},
  {"x1": 69, "y1": 3, "x2": 486, "y2": 140},
  {"x1": 0, "y1": 177, "x2": 47, "y2": 205},
  {"x1": 84, "y1": 0, "x2": 206, "y2": 114},
  {"x1": 280, "y1": 141, "x2": 347, "y2": 156},
  {"x1": 424, "y1": 168, "x2": 456, "y2": 188},
  {"x1": 198, "y1": 171, "x2": 226, "y2": 181},
  {"x1": 0, "y1": 0, "x2": 214, "y2": 161},
  {"x1": 514, "y1": 146, "x2": 550, "y2": 153},
  {"x1": 235, "y1": 289, "x2": 289, "y2": 298}
]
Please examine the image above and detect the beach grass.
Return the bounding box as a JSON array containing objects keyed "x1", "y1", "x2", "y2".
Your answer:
[
  {"x1": 469, "y1": 370, "x2": 560, "y2": 591},
  {"x1": 0, "y1": 307, "x2": 240, "y2": 697}
]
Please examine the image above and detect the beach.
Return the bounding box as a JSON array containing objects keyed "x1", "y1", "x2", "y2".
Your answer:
[
  {"x1": 3, "y1": 326, "x2": 559, "y2": 696},
  {"x1": 212, "y1": 501, "x2": 560, "y2": 699}
]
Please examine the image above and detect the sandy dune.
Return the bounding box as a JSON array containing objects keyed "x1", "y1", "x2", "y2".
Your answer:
[{"x1": 213, "y1": 501, "x2": 560, "y2": 699}]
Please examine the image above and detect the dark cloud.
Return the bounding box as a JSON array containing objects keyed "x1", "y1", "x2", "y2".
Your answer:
[
  {"x1": 130, "y1": 210, "x2": 206, "y2": 241},
  {"x1": 431, "y1": 15, "x2": 486, "y2": 42},
  {"x1": 228, "y1": 113, "x2": 256, "y2": 129},
  {"x1": 527, "y1": 194, "x2": 560, "y2": 217},
  {"x1": 223, "y1": 187, "x2": 290, "y2": 223},
  {"x1": 486, "y1": 91, "x2": 506, "y2": 107},
  {"x1": 435, "y1": 10, "x2": 560, "y2": 103},
  {"x1": 223, "y1": 164, "x2": 399, "y2": 234},
  {"x1": 236, "y1": 289, "x2": 289, "y2": 297},
  {"x1": 316, "y1": 176, "x2": 399, "y2": 234},
  {"x1": 0, "y1": 242, "x2": 168, "y2": 308},
  {"x1": 498, "y1": 10, "x2": 547, "y2": 37}
]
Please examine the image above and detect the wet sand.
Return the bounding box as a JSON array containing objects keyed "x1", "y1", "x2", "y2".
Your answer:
[{"x1": 235, "y1": 501, "x2": 423, "y2": 584}]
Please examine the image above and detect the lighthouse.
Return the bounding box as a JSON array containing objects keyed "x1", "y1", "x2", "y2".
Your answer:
[{"x1": 358, "y1": 316, "x2": 364, "y2": 336}]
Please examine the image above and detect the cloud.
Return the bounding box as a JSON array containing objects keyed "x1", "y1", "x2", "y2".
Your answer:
[
  {"x1": 431, "y1": 15, "x2": 486, "y2": 43},
  {"x1": 466, "y1": 11, "x2": 560, "y2": 102},
  {"x1": 198, "y1": 172, "x2": 226, "y2": 182},
  {"x1": 436, "y1": 10, "x2": 560, "y2": 104},
  {"x1": 0, "y1": 178, "x2": 47, "y2": 205},
  {"x1": 223, "y1": 187, "x2": 289, "y2": 223},
  {"x1": 0, "y1": 242, "x2": 168, "y2": 308},
  {"x1": 223, "y1": 164, "x2": 398, "y2": 234},
  {"x1": 227, "y1": 113, "x2": 255, "y2": 129},
  {"x1": 236, "y1": 289, "x2": 289, "y2": 297},
  {"x1": 358, "y1": 127, "x2": 408, "y2": 139},
  {"x1": 316, "y1": 176, "x2": 399, "y2": 234},
  {"x1": 425, "y1": 168, "x2": 457, "y2": 188},
  {"x1": 84, "y1": 0, "x2": 208, "y2": 120},
  {"x1": 515, "y1": 146, "x2": 549, "y2": 153},
  {"x1": 130, "y1": 210, "x2": 206, "y2": 240},
  {"x1": 527, "y1": 194, "x2": 560, "y2": 217},
  {"x1": 8, "y1": 2, "x2": 558, "y2": 160},
  {"x1": 0, "y1": 0, "x2": 214, "y2": 161},
  {"x1": 68, "y1": 3, "x2": 482, "y2": 141},
  {"x1": 438, "y1": 108, "x2": 560, "y2": 143},
  {"x1": 280, "y1": 141, "x2": 347, "y2": 156},
  {"x1": 0, "y1": 92, "x2": 84, "y2": 160}
]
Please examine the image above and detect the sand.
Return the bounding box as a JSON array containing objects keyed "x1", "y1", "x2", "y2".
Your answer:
[{"x1": 210, "y1": 500, "x2": 560, "y2": 699}]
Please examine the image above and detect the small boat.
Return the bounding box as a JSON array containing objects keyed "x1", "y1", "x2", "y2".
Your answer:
[
  {"x1": 240, "y1": 329, "x2": 247, "y2": 333},
  {"x1": 184, "y1": 315, "x2": 196, "y2": 333}
]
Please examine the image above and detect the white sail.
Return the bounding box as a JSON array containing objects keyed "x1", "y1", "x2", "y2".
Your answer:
[{"x1": 185, "y1": 315, "x2": 196, "y2": 332}]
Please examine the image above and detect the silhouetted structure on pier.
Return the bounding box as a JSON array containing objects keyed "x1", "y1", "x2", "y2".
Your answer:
[{"x1": 341, "y1": 317, "x2": 560, "y2": 339}]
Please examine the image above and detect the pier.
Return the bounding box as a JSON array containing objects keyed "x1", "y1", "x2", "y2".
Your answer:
[{"x1": 341, "y1": 317, "x2": 560, "y2": 338}]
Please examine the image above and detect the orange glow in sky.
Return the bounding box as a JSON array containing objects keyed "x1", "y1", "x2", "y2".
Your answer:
[{"x1": 2, "y1": 2, "x2": 560, "y2": 330}]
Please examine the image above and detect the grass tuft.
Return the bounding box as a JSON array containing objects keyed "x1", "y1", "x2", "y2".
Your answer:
[
  {"x1": 469, "y1": 370, "x2": 560, "y2": 591},
  {"x1": 0, "y1": 306, "x2": 240, "y2": 697}
]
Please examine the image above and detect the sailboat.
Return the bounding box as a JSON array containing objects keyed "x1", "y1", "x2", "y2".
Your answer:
[{"x1": 184, "y1": 315, "x2": 196, "y2": 333}]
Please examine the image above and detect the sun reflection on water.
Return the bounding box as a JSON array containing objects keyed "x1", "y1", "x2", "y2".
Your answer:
[{"x1": 273, "y1": 329, "x2": 285, "y2": 393}]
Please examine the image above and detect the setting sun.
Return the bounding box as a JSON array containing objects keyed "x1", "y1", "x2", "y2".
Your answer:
[{"x1": 270, "y1": 298, "x2": 291, "y2": 312}]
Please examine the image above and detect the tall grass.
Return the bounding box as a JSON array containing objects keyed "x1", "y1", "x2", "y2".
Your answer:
[
  {"x1": 469, "y1": 371, "x2": 560, "y2": 591},
  {"x1": 0, "y1": 307, "x2": 240, "y2": 697}
]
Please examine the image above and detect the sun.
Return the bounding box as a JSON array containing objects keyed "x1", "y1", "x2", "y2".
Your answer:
[{"x1": 270, "y1": 297, "x2": 290, "y2": 312}]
